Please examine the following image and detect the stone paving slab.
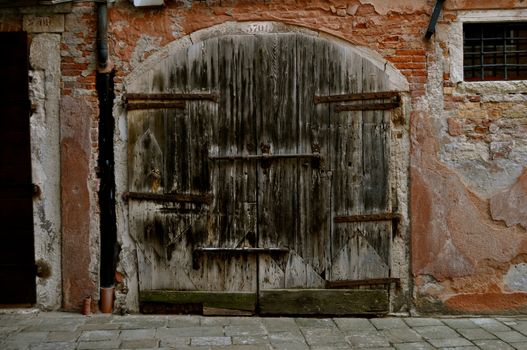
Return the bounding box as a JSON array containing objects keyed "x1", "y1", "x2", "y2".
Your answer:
[{"x1": 4, "y1": 312, "x2": 527, "y2": 349}]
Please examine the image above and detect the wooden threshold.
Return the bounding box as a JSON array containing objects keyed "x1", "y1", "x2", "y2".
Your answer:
[
  {"x1": 140, "y1": 288, "x2": 389, "y2": 316},
  {"x1": 139, "y1": 290, "x2": 256, "y2": 314},
  {"x1": 259, "y1": 289, "x2": 389, "y2": 316}
]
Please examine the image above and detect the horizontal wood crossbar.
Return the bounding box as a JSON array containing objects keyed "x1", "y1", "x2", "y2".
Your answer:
[
  {"x1": 123, "y1": 191, "x2": 213, "y2": 205},
  {"x1": 334, "y1": 213, "x2": 401, "y2": 223},
  {"x1": 326, "y1": 278, "x2": 401, "y2": 289},
  {"x1": 314, "y1": 91, "x2": 400, "y2": 104},
  {"x1": 209, "y1": 153, "x2": 321, "y2": 161},
  {"x1": 259, "y1": 289, "x2": 389, "y2": 315},
  {"x1": 140, "y1": 290, "x2": 256, "y2": 313},
  {"x1": 194, "y1": 247, "x2": 289, "y2": 254}
]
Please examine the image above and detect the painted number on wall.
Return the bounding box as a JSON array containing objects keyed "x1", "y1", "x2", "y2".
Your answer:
[{"x1": 244, "y1": 23, "x2": 273, "y2": 33}]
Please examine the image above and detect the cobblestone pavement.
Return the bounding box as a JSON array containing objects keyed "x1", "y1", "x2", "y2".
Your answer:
[{"x1": 2, "y1": 311, "x2": 527, "y2": 349}]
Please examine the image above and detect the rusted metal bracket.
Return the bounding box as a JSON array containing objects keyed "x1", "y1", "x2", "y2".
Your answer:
[
  {"x1": 314, "y1": 91, "x2": 400, "y2": 104},
  {"x1": 334, "y1": 213, "x2": 401, "y2": 223},
  {"x1": 326, "y1": 277, "x2": 401, "y2": 289},
  {"x1": 123, "y1": 191, "x2": 213, "y2": 205},
  {"x1": 126, "y1": 101, "x2": 186, "y2": 110},
  {"x1": 335, "y1": 102, "x2": 400, "y2": 112},
  {"x1": 124, "y1": 92, "x2": 219, "y2": 110},
  {"x1": 315, "y1": 91, "x2": 401, "y2": 112},
  {"x1": 192, "y1": 247, "x2": 289, "y2": 269},
  {"x1": 335, "y1": 213, "x2": 402, "y2": 239}
]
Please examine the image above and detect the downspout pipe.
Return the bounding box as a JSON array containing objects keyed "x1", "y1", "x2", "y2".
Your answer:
[
  {"x1": 96, "y1": 0, "x2": 118, "y2": 313},
  {"x1": 425, "y1": 0, "x2": 445, "y2": 39},
  {"x1": 97, "y1": 1, "x2": 109, "y2": 71}
]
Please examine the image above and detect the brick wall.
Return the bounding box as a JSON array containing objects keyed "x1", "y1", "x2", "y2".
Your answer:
[{"x1": 2, "y1": 0, "x2": 527, "y2": 313}]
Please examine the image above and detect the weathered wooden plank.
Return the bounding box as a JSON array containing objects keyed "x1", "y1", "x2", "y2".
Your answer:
[
  {"x1": 204, "y1": 35, "x2": 258, "y2": 292},
  {"x1": 328, "y1": 44, "x2": 364, "y2": 283},
  {"x1": 259, "y1": 289, "x2": 389, "y2": 315},
  {"x1": 295, "y1": 36, "x2": 332, "y2": 287},
  {"x1": 128, "y1": 110, "x2": 166, "y2": 193},
  {"x1": 203, "y1": 307, "x2": 253, "y2": 316},
  {"x1": 140, "y1": 290, "x2": 256, "y2": 312},
  {"x1": 314, "y1": 91, "x2": 400, "y2": 104},
  {"x1": 348, "y1": 58, "x2": 391, "y2": 278},
  {"x1": 193, "y1": 38, "x2": 225, "y2": 291},
  {"x1": 256, "y1": 34, "x2": 302, "y2": 290}
]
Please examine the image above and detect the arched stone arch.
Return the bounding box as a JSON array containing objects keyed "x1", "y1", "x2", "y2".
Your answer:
[{"x1": 124, "y1": 21, "x2": 408, "y2": 92}]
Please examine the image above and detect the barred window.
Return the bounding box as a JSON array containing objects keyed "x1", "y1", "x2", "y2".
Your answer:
[{"x1": 463, "y1": 22, "x2": 527, "y2": 81}]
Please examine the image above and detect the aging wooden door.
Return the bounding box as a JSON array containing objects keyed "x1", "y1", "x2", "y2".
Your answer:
[
  {"x1": 0, "y1": 32, "x2": 36, "y2": 305},
  {"x1": 128, "y1": 32, "x2": 397, "y2": 315}
]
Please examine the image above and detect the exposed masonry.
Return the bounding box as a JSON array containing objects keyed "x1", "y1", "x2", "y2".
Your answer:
[{"x1": 410, "y1": 8, "x2": 527, "y2": 314}]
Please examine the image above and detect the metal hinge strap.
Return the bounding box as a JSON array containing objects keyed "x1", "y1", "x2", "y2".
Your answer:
[
  {"x1": 335, "y1": 102, "x2": 400, "y2": 112},
  {"x1": 194, "y1": 247, "x2": 289, "y2": 254},
  {"x1": 334, "y1": 213, "x2": 401, "y2": 223},
  {"x1": 209, "y1": 153, "x2": 321, "y2": 161},
  {"x1": 124, "y1": 92, "x2": 219, "y2": 111},
  {"x1": 314, "y1": 91, "x2": 400, "y2": 104},
  {"x1": 123, "y1": 191, "x2": 213, "y2": 205},
  {"x1": 326, "y1": 277, "x2": 400, "y2": 289}
]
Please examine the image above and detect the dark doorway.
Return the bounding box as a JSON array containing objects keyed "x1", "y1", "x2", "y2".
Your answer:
[{"x1": 0, "y1": 32, "x2": 36, "y2": 305}]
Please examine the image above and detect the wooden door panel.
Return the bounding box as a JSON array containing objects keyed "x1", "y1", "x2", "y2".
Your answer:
[
  {"x1": 256, "y1": 34, "x2": 333, "y2": 291},
  {"x1": 329, "y1": 58, "x2": 392, "y2": 283},
  {"x1": 130, "y1": 36, "x2": 259, "y2": 298}
]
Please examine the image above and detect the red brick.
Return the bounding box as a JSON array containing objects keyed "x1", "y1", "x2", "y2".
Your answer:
[{"x1": 395, "y1": 49, "x2": 427, "y2": 56}]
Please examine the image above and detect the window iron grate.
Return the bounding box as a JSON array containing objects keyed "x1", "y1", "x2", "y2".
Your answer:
[{"x1": 463, "y1": 22, "x2": 527, "y2": 81}]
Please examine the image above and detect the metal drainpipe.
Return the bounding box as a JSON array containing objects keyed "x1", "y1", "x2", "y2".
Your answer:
[
  {"x1": 96, "y1": 0, "x2": 118, "y2": 313},
  {"x1": 425, "y1": 0, "x2": 445, "y2": 39}
]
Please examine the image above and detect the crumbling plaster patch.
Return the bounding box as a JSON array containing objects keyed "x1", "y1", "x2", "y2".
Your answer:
[
  {"x1": 29, "y1": 33, "x2": 62, "y2": 310},
  {"x1": 412, "y1": 13, "x2": 527, "y2": 313},
  {"x1": 358, "y1": 0, "x2": 429, "y2": 15},
  {"x1": 439, "y1": 10, "x2": 527, "y2": 199},
  {"x1": 505, "y1": 263, "x2": 527, "y2": 292},
  {"x1": 491, "y1": 169, "x2": 527, "y2": 230}
]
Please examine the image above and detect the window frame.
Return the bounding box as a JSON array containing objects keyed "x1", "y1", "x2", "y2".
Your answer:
[
  {"x1": 448, "y1": 10, "x2": 527, "y2": 84},
  {"x1": 463, "y1": 22, "x2": 527, "y2": 81}
]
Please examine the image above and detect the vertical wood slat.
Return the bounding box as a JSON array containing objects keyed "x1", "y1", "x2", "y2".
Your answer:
[{"x1": 296, "y1": 35, "x2": 331, "y2": 288}]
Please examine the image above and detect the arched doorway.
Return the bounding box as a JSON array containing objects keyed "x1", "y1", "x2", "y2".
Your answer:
[{"x1": 124, "y1": 23, "x2": 407, "y2": 315}]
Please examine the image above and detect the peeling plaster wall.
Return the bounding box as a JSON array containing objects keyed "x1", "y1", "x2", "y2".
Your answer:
[{"x1": 411, "y1": 6, "x2": 527, "y2": 314}]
